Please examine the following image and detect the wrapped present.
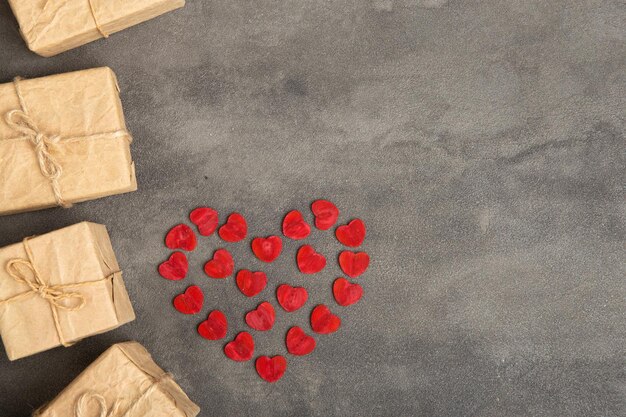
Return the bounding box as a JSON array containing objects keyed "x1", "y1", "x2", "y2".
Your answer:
[
  {"x1": 0, "y1": 67, "x2": 137, "y2": 216},
  {"x1": 8, "y1": 0, "x2": 186, "y2": 57},
  {"x1": 0, "y1": 222, "x2": 135, "y2": 361},
  {"x1": 33, "y1": 341, "x2": 200, "y2": 417}
]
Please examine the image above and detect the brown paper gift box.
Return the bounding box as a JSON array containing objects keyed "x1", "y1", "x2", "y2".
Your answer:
[
  {"x1": 34, "y1": 342, "x2": 200, "y2": 417},
  {"x1": 0, "y1": 222, "x2": 135, "y2": 361},
  {"x1": 8, "y1": 0, "x2": 185, "y2": 57},
  {"x1": 0, "y1": 67, "x2": 137, "y2": 216}
]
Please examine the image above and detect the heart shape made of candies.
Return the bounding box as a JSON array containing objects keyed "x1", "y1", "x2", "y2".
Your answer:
[{"x1": 159, "y1": 199, "x2": 370, "y2": 382}]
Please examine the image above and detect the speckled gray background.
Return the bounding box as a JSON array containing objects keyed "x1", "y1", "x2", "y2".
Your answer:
[{"x1": 0, "y1": 1, "x2": 625, "y2": 416}]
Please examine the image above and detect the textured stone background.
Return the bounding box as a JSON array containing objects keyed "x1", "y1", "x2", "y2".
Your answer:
[{"x1": 0, "y1": 1, "x2": 625, "y2": 416}]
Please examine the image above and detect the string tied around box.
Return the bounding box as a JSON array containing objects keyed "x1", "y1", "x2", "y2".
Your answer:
[
  {"x1": 72, "y1": 372, "x2": 175, "y2": 417},
  {"x1": 2, "y1": 77, "x2": 132, "y2": 209},
  {"x1": 0, "y1": 238, "x2": 118, "y2": 347}
]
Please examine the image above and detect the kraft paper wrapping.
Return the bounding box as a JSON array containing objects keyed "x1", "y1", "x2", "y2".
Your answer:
[
  {"x1": 0, "y1": 222, "x2": 135, "y2": 361},
  {"x1": 35, "y1": 342, "x2": 200, "y2": 417},
  {"x1": 0, "y1": 67, "x2": 137, "y2": 216},
  {"x1": 8, "y1": 0, "x2": 186, "y2": 57}
]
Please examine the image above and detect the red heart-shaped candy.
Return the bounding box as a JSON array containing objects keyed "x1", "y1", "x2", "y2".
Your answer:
[
  {"x1": 158, "y1": 252, "x2": 188, "y2": 281},
  {"x1": 236, "y1": 270, "x2": 267, "y2": 297},
  {"x1": 333, "y1": 278, "x2": 363, "y2": 306},
  {"x1": 296, "y1": 245, "x2": 326, "y2": 274},
  {"x1": 190, "y1": 207, "x2": 219, "y2": 236},
  {"x1": 198, "y1": 310, "x2": 228, "y2": 340},
  {"x1": 276, "y1": 284, "x2": 308, "y2": 312},
  {"x1": 224, "y1": 331, "x2": 254, "y2": 361},
  {"x1": 286, "y1": 326, "x2": 316, "y2": 356},
  {"x1": 165, "y1": 224, "x2": 197, "y2": 251},
  {"x1": 251, "y1": 236, "x2": 283, "y2": 263},
  {"x1": 204, "y1": 249, "x2": 234, "y2": 278},
  {"x1": 310, "y1": 304, "x2": 341, "y2": 334},
  {"x1": 338, "y1": 251, "x2": 370, "y2": 278},
  {"x1": 245, "y1": 302, "x2": 275, "y2": 331},
  {"x1": 173, "y1": 285, "x2": 204, "y2": 314},
  {"x1": 311, "y1": 200, "x2": 339, "y2": 230},
  {"x1": 256, "y1": 356, "x2": 287, "y2": 383},
  {"x1": 219, "y1": 213, "x2": 247, "y2": 242},
  {"x1": 282, "y1": 210, "x2": 311, "y2": 240},
  {"x1": 335, "y1": 219, "x2": 366, "y2": 247}
]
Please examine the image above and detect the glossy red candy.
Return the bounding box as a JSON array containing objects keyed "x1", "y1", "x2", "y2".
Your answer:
[
  {"x1": 219, "y1": 213, "x2": 247, "y2": 242},
  {"x1": 224, "y1": 332, "x2": 254, "y2": 361},
  {"x1": 255, "y1": 356, "x2": 287, "y2": 383},
  {"x1": 236, "y1": 270, "x2": 267, "y2": 297},
  {"x1": 190, "y1": 207, "x2": 219, "y2": 236},
  {"x1": 333, "y1": 278, "x2": 363, "y2": 306},
  {"x1": 173, "y1": 286, "x2": 204, "y2": 314},
  {"x1": 276, "y1": 284, "x2": 308, "y2": 312},
  {"x1": 282, "y1": 210, "x2": 311, "y2": 240},
  {"x1": 158, "y1": 252, "x2": 188, "y2": 280},
  {"x1": 335, "y1": 219, "x2": 366, "y2": 247},
  {"x1": 338, "y1": 251, "x2": 370, "y2": 278},
  {"x1": 311, "y1": 200, "x2": 339, "y2": 230},
  {"x1": 286, "y1": 326, "x2": 316, "y2": 356},
  {"x1": 198, "y1": 310, "x2": 228, "y2": 340},
  {"x1": 204, "y1": 249, "x2": 234, "y2": 278},
  {"x1": 245, "y1": 302, "x2": 276, "y2": 331},
  {"x1": 165, "y1": 224, "x2": 197, "y2": 251},
  {"x1": 251, "y1": 236, "x2": 283, "y2": 263},
  {"x1": 310, "y1": 304, "x2": 341, "y2": 334},
  {"x1": 296, "y1": 245, "x2": 326, "y2": 274}
]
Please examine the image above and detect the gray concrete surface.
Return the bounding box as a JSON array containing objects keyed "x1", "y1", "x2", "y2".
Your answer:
[{"x1": 0, "y1": 1, "x2": 625, "y2": 416}]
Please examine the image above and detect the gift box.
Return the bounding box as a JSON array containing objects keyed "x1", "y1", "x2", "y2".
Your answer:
[
  {"x1": 0, "y1": 222, "x2": 135, "y2": 361},
  {"x1": 8, "y1": 0, "x2": 186, "y2": 57},
  {"x1": 34, "y1": 342, "x2": 200, "y2": 417},
  {"x1": 0, "y1": 67, "x2": 137, "y2": 216}
]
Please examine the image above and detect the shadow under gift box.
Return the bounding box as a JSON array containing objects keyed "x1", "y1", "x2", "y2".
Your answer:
[
  {"x1": 0, "y1": 222, "x2": 135, "y2": 361},
  {"x1": 34, "y1": 342, "x2": 200, "y2": 417},
  {"x1": 8, "y1": 0, "x2": 185, "y2": 57},
  {"x1": 0, "y1": 67, "x2": 137, "y2": 216}
]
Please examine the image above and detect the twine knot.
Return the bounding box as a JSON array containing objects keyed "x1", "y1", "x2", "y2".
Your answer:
[
  {"x1": 0, "y1": 238, "x2": 117, "y2": 347},
  {"x1": 6, "y1": 258, "x2": 86, "y2": 312},
  {"x1": 5, "y1": 108, "x2": 71, "y2": 208},
  {"x1": 73, "y1": 373, "x2": 173, "y2": 417}
]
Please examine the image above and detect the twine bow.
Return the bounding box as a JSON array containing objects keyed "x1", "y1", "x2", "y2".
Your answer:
[
  {"x1": 5, "y1": 109, "x2": 71, "y2": 208},
  {"x1": 73, "y1": 373, "x2": 173, "y2": 417},
  {"x1": 0, "y1": 238, "x2": 117, "y2": 347},
  {"x1": 3, "y1": 77, "x2": 132, "y2": 210}
]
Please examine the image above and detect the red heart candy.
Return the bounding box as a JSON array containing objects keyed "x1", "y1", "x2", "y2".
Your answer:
[
  {"x1": 276, "y1": 284, "x2": 308, "y2": 312},
  {"x1": 245, "y1": 302, "x2": 275, "y2": 331},
  {"x1": 158, "y1": 252, "x2": 188, "y2": 281},
  {"x1": 311, "y1": 199, "x2": 339, "y2": 230},
  {"x1": 173, "y1": 285, "x2": 204, "y2": 314},
  {"x1": 296, "y1": 245, "x2": 326, "y2": 274},
  {"x1": 333, "y1": 278, "x2": 363, "y2": 306},
  {"x1": 198, "y1": 310, "x2": 228, "y2": 340},
  {"x1": 286, "y1": 326, "x2": 316, "y2": 356},
  {"x1": 190, "y1": 207, "x2": 219, "y2": 236},
  {"x1": 282, "y1": 210, "x2": 311, "y2": 240},
  {"x1": 224, "y1": 332, "x2": 254, "y2": 361},
  {"x1": 335, "y1": 219, "x2": 366, "y2": 247},
  {"x1": 219, "y1": 213, "x2": 247, "y2": 242},
  {"x1": 204, "y1": 249, "x2": 234, "y2": 278},
  {"x1": 165, "y1": 224, "x2": 197, "y2": 251},
  {"x1": 310, "y1": 304, "x2": 341, "y2": 334},
  {"x1": 255, "y1": 355, "x2": 287, "y2": 383},
  {"x1": 338, "y1": 251, "x2": 370, "y2": 278},
  {"x1": 251, "y1": 236, "x2": 283, "y2": 263},
  {"x1": 236, "y1": 270, "x2": 267, "y2": 297}
]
